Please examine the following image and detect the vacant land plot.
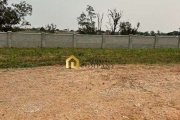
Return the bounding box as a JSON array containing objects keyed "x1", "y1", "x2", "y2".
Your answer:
[{"x1": 0, "y1": 64, "x2": 180, "y2": 120}]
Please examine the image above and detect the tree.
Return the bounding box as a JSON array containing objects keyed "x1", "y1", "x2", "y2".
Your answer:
[
  {"x1": 167, "y1": 31, "x2": 179, "y2": 36},
  {"x1": 106, "y1": 9, "x2": 123, "y2": 35},
  {"x1": 119, "y1": 21, "x2": 140, "y2": 35},
  {"x1": 45, "y1": 23, "x2": 57, "y2": 33},
  {"x1": 157, "y1": 30, "x2": 161, "y2": 35},
  {"x1": 150, "y1": 30, "x2": 155, "y2": 36},
  {"x1": 0, "y1": 0, "x2": 32, "y2": 31},
  {"x1": 144, "y1": 31, "x2": 150, "y2": 36},
  {"x1": 137, "y1": 31, "x2": 144, "y2": 35},
  {"x1": 40, "y1": 27, "x2": 46, "y2": 32},
  {"x1": 77, "y1": 5, "x2": 96, "y2": 34},
  {"x1": 96, "y1": 13, "x2": 104, "y2": 32}
]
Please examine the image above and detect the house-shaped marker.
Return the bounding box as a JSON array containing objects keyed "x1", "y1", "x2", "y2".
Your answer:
[{"x1": 66, "y1": 55, "x2": 80, "y2": 69}]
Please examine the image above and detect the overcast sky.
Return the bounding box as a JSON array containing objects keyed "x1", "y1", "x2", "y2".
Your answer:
[{"x1": 9, "y1": 0, "x2": 180, "y2": 33}]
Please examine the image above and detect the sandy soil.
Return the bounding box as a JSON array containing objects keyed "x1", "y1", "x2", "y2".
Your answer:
[{"x1": 0, "y1": 64, "x2": 180, "y2": 120}]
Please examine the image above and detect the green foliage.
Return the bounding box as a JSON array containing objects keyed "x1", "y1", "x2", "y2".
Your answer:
[
  {"x1": 106, "y1": 9, "x2": 140, "y2": 35},
  {"x1": 40, "y1": 27, "x2": 46, "y2": 32},
  {"x1": 0, "y1": 0, "x2": 32, "y2": 32},
  {"x1": 107, "y1": 9, "x2": 122, "y2": 35},
  {"x1": 150, "y1": 30, "x2": 155, "y2": 36},
  {"x1": 77, "y1": 5, "x2": 96, "y2": 34},
  {"x1": 0, "y1": 48, "x2": 179, "y2": 69},
  {"x1": 45, "y1": 23, "x2": 57, "y2": 33},
  {"x1": 144, "y1": 31, "x2": 150, "y2": 36},
  {"x1": 167, "y1": 31, "x2": 179, "y2": 36},
  {"x1": 120, "y1": 22, "x2": 140, "y2": 35}
]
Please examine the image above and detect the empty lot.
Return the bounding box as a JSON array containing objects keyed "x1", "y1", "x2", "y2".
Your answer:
[{"x1": 0, "y1": 64, "x2": 180, "y2": 120}]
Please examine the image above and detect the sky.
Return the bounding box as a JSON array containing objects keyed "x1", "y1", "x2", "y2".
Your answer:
[{"x1": 8, "y1": 0, "x2": 180, "y2": 33}]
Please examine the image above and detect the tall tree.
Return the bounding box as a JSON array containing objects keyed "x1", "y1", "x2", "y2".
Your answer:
[
  {"x1": 96, "y1": 13, "x2": 104, "y2": 32},
  {"x1": 77, "y1": 5, "x2": 96, "y2": 34},
  {"x1": 106, "y1": 9, "x2": 122, "y2": 35},
  {"x1": 0, "y1": 0, "x2": 32, "y2": 31}
]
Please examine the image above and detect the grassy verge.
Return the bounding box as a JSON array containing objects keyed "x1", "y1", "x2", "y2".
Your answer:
[{"x1": 0, "y1": 48, "x2": 179, "y2": 68}]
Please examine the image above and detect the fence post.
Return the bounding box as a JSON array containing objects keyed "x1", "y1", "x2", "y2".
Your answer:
[
  {"x1": 178, "y1": 35, "x2": 180, "y2": 49},
  {"x1": 101, "y1": 33, "x2": 105, "y2": 49},
  {"x1": 73, "y1": 33, "x2": 76, "y2": 48},
  {"x1": 7, "y1": 31, "x2": 12, "y2": 48},
  {"x1": 41, "y1": 32, "x2": 46, "y2": 48},
  {"x1": 128, "y1": 34, "x2": 133, "y2": 49},
  {"x1": 154, "y1": 35, "x2": 158, "y2": 49}
]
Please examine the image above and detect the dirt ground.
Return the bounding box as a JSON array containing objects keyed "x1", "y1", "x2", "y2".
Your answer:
[{"x1": 0, "y1": 64, "x2": 180, "y2": 120}]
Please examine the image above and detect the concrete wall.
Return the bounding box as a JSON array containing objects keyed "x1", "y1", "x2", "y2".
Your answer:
[
  {"x1": 105, "y1": 35, "x2": 129, "y2": 49},
  {"x1": 0, "y1": 32, "x2": 7, "y2": 47},
  {"x1": 46, "y1": 34, "x2": 73, "y2": 48},
  {"x1": 12, "y1": 33, "x2": 41, "y2": 47},
  {"x1": 132, "y1": 36, "x2": 155, "y2": 48},
  {"x1": 157, "y1": 36, "x2": 179, "y2": 48},
  {"x1": 76, "y1": 35, "x2": 102, "y2": 48},
  {"x1": 0, "y1": 31, "x2": 180, "y2": 49}
]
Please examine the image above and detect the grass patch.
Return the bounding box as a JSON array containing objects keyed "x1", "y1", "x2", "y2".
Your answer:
[{"x1": 0, "y1": 48, "x2": 179, "y2": 68}]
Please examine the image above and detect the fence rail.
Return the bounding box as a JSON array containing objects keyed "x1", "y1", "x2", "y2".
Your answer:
[{"x1": 0, "y1": 31, "x2": 180, "y2": 49}]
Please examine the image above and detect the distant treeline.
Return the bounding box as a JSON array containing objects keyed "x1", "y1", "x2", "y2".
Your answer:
[
  {"x1": 3, "y1": 27, "x2": 179, "y2": 36},
  {"x1": 0, "y1": 1, "x2": 179, "y2": 36}
]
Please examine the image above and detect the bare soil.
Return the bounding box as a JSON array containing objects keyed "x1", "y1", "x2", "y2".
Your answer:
[{"x1": 0, "y1": 64, "x2": 180, "y2": 120}]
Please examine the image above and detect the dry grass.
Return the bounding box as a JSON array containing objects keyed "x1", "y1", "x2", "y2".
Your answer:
[{"x1": 0, "y1": 64, "x2": 180, "y2": 120}]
